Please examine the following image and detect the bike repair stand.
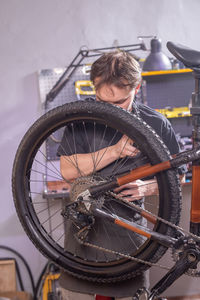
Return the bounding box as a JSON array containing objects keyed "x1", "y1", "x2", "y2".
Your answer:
[{"x1": 134, "y1": 49, "x2": 200, "y2": 300}]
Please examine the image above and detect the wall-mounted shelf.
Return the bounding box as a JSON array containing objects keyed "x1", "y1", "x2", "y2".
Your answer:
[
  {"x1": 142, "y1": 68, "x2": 192, "y2": 77},
  {"x1": 155, "y1": 106, "x2": 191, "y2": 119}
]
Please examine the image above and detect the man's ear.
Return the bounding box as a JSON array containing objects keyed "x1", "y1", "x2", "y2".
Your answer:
[{"x1": 135, "y1": 83, "x2": 141, "y2": 94}]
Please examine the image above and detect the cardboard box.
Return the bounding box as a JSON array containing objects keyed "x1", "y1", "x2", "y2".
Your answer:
[
  {"x1": 0, "y1": 291, "x2": 32, "y2": 300},
  {"x1": 0, "y1": 260, "x2": 16, "y2": 292}
]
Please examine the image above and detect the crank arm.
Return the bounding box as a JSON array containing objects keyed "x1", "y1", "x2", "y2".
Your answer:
[
  {"x1": 92, "y1": 208, "x2": 176, "y2": 248},
  {"x1": 133, "y1": 248, "x2": 200, "y2": 300},
  {"x1": 149, "y1": 249, "x2": 200, "y2": 299}
]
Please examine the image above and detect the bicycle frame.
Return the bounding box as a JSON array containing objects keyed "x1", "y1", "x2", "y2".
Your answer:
[
  {"x1": 76, "y1": 129, "x2": 200, "y2": 299},
  {"x1": 75, "y1": 42, "x2": 200, "y2": 299}
]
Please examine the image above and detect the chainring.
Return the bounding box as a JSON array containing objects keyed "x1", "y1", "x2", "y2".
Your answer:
[{"x1": 172, "y1": 235, "x2": 200, "y2": 277}]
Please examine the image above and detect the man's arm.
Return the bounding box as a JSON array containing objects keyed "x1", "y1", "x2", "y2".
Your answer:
[
  {"x1": 60, "y1": 146, "x2": 116, "y2": 181},
  {"x1": 60, "y1": 135, "x2": 138, "y2": 181}
]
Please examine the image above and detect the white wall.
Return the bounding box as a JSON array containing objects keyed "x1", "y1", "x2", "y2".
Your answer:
[{"x1": 1, "y1": 0, "x2": 200, "y2": 296}]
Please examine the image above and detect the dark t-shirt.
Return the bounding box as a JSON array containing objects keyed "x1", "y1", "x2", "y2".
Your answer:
[{"x1": 58, "y1": 101, "x2": 185, "y2": 297}]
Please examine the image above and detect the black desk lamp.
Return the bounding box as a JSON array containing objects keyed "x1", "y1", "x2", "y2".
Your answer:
[{"x1": 143, "y1": 37, "x2": 172, "y2": 71}]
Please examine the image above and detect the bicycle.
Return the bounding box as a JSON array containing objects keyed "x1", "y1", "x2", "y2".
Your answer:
[{"x1": 12, "y1": 41, "x2": 200, "y2": 300}]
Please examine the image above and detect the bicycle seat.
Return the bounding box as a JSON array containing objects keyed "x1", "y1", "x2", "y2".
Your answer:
[{"x1": 167, "y1": 41, "x2": 200, "y2": 71}]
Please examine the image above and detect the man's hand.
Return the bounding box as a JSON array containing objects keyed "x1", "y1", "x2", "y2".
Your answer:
[
  {"x1": 115, "y1": 179, "x2": 158, "y2": 201},
  {"x1": 113, "y1": 135, "x2": 139, "y2": 158}
]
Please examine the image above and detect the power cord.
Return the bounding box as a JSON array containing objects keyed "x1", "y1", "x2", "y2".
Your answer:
[{"x1": 35, "y1": 262, "x2": 48, "y2": 299}]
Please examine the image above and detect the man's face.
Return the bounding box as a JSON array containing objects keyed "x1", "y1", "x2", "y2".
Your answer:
[{"x1": 95, "y1": 83, "x2": 136, "y2": 111}]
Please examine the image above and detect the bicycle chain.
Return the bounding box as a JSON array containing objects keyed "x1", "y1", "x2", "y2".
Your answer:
[
  {"x1": 80, "y1": 191, "x2": 200, "y2": 274},
  {"x1": 81, "y1": 240, "x2": 171, "y2": 271}
]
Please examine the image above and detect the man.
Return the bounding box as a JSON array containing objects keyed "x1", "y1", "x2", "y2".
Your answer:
[{"x1": 58, "y1": 50, "x2": 185, "y2": 299}]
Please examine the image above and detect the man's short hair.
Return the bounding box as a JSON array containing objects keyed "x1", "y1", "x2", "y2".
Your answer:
[{"x1": 90, "y1": 50, "x2": 142, "y2": 91}]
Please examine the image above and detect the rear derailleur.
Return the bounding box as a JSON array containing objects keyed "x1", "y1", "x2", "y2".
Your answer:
[{"x1": 61, "y1": 201, "x2": 95, "y2": 243}]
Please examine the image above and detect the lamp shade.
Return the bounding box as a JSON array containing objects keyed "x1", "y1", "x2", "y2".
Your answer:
[{"x1": 143, "y1": 38, "x2": 172, "y2": 71}]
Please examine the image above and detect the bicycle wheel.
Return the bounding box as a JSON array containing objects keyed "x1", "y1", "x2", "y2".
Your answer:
[{"x1": 12, "y1": 100, "x2": 181, "y2": 282}]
